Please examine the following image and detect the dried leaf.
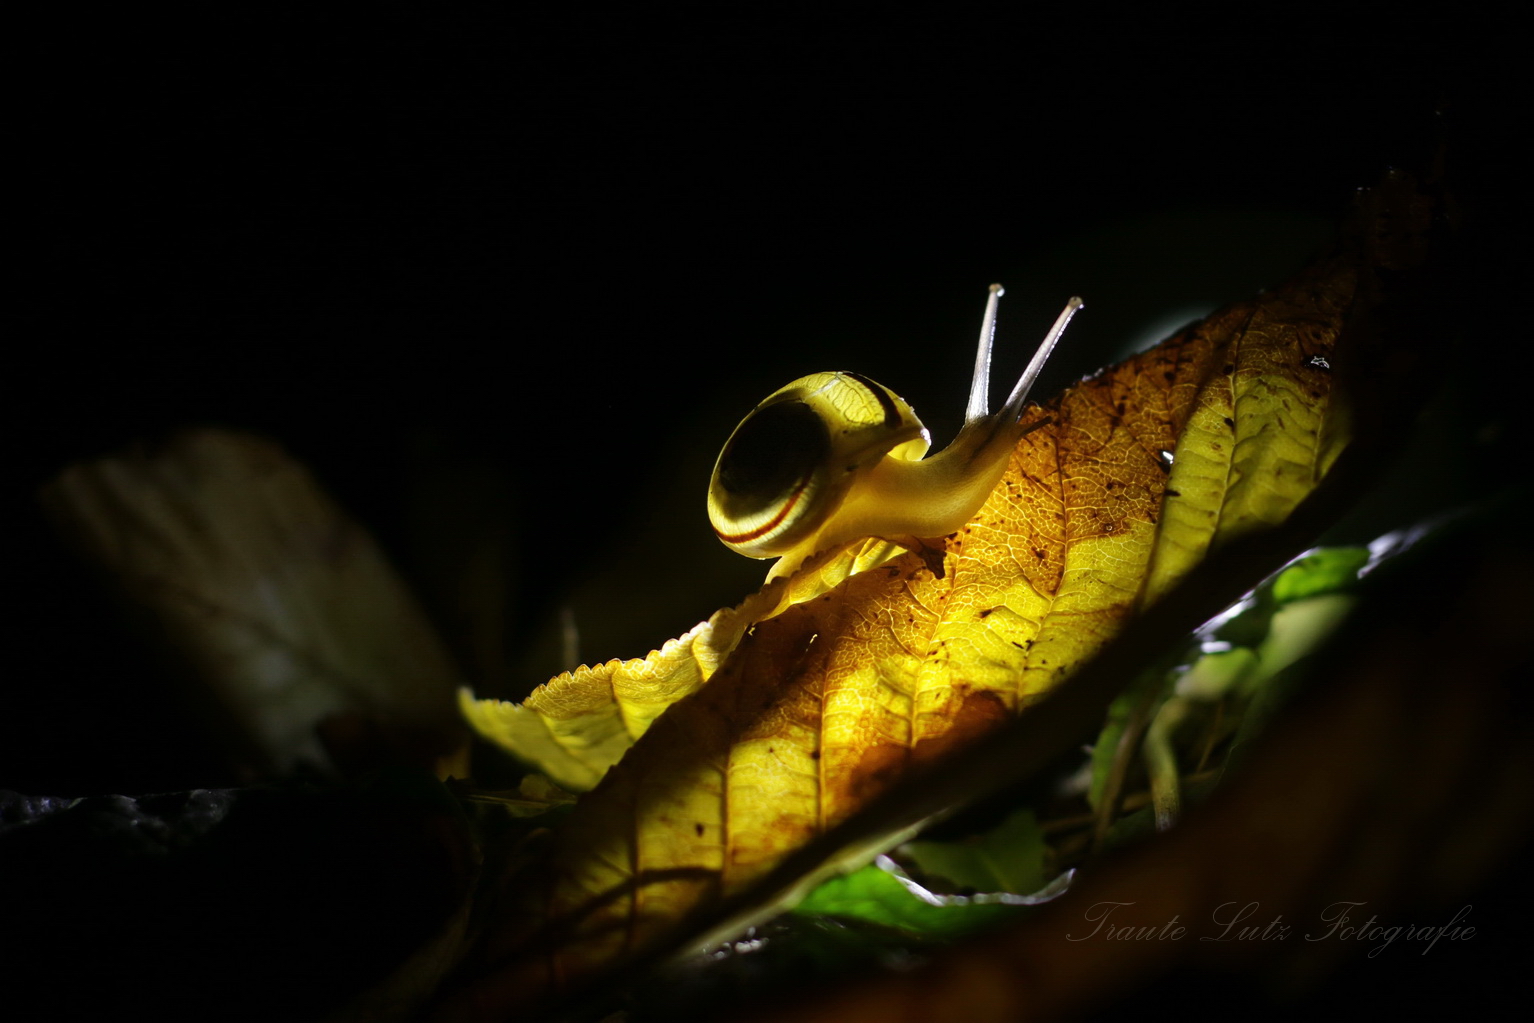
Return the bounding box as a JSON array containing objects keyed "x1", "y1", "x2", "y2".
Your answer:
[
  {"x1": 42, "y1": 430, "x2": 467, "y2": 778},
  {"x1": 735, "y1": 502, "x2": 1530, "y2": 1023},
  {"x1": 460, "y1": 538, "x2": 903, "y2": 791},
  {"x1": 450, "y1": 177, "x2": 1433, "y2": 1009},
  {"x1": 1141, "y1": 271, "x2": 1351, "y2": 605}
]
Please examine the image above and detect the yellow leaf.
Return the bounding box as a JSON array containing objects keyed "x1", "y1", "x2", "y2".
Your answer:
[
  {"x1": 1141, "y1": 262, "x2": 1352, "y2": 606},
  {"x1": 461, "y1": 538, "x2": 905, "y2": 791},
  {"x1": 454, "y1": 178, "x2": 1432, "y2": 1005}
]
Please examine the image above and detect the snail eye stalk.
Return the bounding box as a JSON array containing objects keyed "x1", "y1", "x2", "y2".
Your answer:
[{"x1": 708, "y1": 286, "x2": 1082, "y2": 580}]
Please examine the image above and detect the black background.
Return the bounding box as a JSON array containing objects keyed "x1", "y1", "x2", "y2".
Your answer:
[{"x1": 11, "y1": 11, "x2": 1520, "y2": 792}]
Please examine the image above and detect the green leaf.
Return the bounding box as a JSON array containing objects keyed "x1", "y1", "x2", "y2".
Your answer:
[
  {"x1": 1175, "y1": 647, "x2": 1259, "y2": 700},
  {"x1": 1270, "y1": 547, "x2": 1369, "y2": 604},
  {"x1": 900, "y1": 809, "x2": 1047, "y2": 896},
  {"x1": 789, "y1": 859, "x2": 1024, "y2": 940},
  {"x1": 1089, "y1": 668, "x2": 1168, "y2": 810},
  {"x1": 1249, "y1": 592, "x2": 1357, "y2": 690}
]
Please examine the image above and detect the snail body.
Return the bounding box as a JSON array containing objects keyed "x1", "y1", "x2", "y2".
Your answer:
[{"x1": 708, "y1": 287, "x2": 1082, "y2": 580}]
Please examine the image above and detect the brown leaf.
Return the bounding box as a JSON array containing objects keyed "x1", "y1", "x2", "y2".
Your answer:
[
  {"x1": 446, "y1": 172, "x2": 1436, "y2": 1014},
  {"x1": 461, "y1": 538, "x2": 906, "y2": 792},
  {"x1": 735, "y1": 502, "x2": 1530, "y2": 1023}
]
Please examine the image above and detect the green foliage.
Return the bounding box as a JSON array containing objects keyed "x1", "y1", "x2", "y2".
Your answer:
[
  {"x1": 790, "y1": 858, "x2": 1025, "y2": 939},
  {"x1": 1176, "y1": 647, "x2": 1258, "y2": 700},
  {"x1": 900, "y1": 809, "x2": 1048, "y2": 896},
  {"x1": 1087, "y1": 545, "x2": 1375, "y2": 833},
  {"x1": 1271, "y1": 547, "x2": 1369, "y2": 605},
  {"x1": 1088, "y1": 667, "x2": 1170, "y2": 811}
]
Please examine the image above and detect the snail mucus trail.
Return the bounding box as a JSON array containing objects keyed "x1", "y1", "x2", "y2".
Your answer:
[{"x1": 708, "y1": 286, "x2": 1083, "y2": 581}]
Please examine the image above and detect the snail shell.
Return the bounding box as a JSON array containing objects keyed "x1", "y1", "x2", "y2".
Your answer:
[{"x1": 708, "y1": 287, "x2": 1082, "y2": 579}]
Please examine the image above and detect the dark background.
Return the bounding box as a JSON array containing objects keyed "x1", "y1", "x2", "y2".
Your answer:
[{"x1": 9, "y1": 12, "x2": 1519, "y2": 795}]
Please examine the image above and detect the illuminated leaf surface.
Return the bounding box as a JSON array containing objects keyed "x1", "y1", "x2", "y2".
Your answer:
[
  {"x1": 1270, "y1": 546, "x2": 1369, "y2": 604},
  {"x1": 460, "y1": 538, "x2": 904, "y2": 791},
  {"x1": 734, "y1": 503, "x2": 1531, "y2": 1023},
  {"x1": 449, "y1": 179, "x2": 1435, "y2": 1009}
]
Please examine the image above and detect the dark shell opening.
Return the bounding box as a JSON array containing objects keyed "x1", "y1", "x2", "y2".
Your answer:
[{"x1": 716, "y1": 400, "x2": 827, "y2": 505}]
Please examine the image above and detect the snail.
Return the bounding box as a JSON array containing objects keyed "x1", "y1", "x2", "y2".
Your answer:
[{"x1": 708, "y1": 285, "x2": 1083, "y2": 580}]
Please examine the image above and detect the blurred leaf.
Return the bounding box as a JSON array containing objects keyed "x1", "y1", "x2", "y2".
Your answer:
[
  {"x1": 1175, "y1": 647, "x2": 1258, "y2": 700},
  {"x1": 459, "y1": 773, "x2": 578, "y2": 821},
  {"x1": 1088, "y1": 668, "x2": 1169, "y2": 811},
  {"x1": 1270, "y1": 547, "x2": 1369, "y2": 604},
  {"x1": 41, "y1": 430, "x2": 467, "y2": 779},
  {"x1": 1249, "y1": 593, "x2": 1357, "y2": 690},
  {"x1": 899, "y1": 809, "x2": 1048, "y2": 896}
]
